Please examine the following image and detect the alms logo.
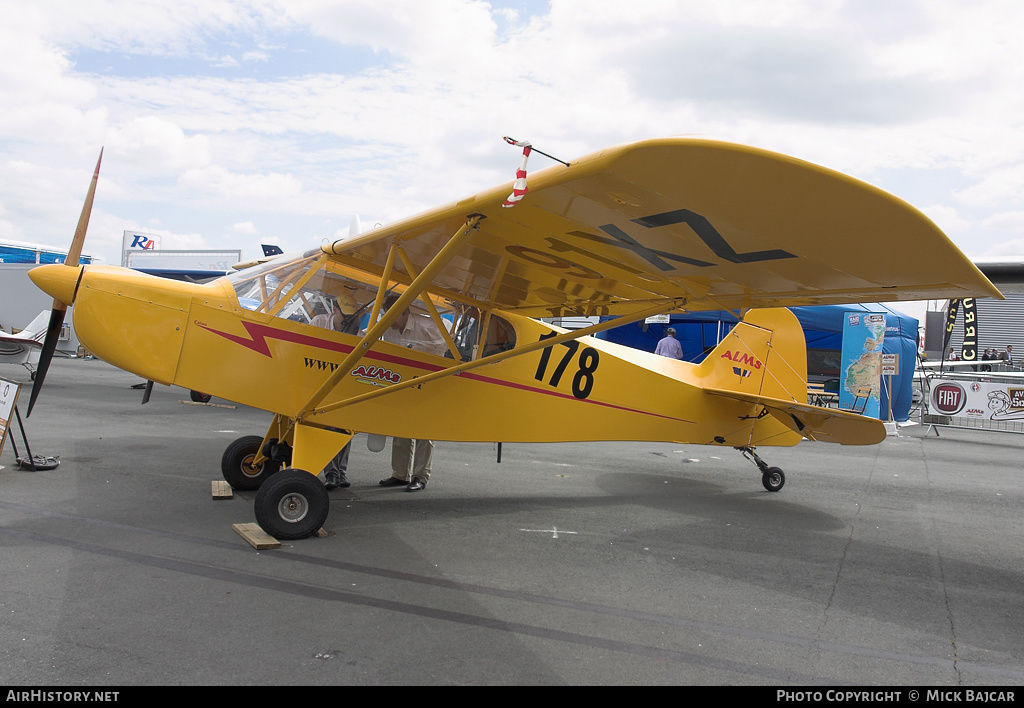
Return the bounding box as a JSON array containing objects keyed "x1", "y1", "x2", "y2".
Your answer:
[
  {"x1": 720, "y1": 350, "x2": 763, "y2": 370},
  {"x1": 130, "y1": 235, "x2": 157, "y2": 250},
  {"x1": 351, "y1": 365, "x2": 401, "y2": 385},
  {"x1": 721, "y1": 350, "x2": 762, "y2": 379}
]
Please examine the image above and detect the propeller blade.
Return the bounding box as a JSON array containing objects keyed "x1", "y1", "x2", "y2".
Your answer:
[
  {"x1": 65, "y1": 148, "x2": 103, "y2": 269},
  {"x1": 25, "y1": 307, "x2": 68, "y2": 416},
  {"x1": 25, "y1": 148, "x2": 103, "y2": 417}
]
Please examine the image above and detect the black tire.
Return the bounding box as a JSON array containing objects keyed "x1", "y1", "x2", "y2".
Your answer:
[
  {"x1": 254, "y1": 469, "x2": 330, "y2": 540},
  {"x1": 762, "y1": 467, "x2": 786, "y2": 492},
  {"x1": 190, "y1": 390, "x2": 212, "y2": 403},
  {"x1": 221, "y1": 435, "x2": 280, "y2": 491}
]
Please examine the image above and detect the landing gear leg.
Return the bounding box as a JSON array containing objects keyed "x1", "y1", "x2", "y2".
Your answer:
[{"x1": 737, "y1": 446, "x2": 786, "y2": 492}]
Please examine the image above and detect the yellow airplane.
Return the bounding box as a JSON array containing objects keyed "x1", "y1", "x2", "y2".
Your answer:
[{"x1": 26, "y1": 138, "x2": 1000, "y2": 540}]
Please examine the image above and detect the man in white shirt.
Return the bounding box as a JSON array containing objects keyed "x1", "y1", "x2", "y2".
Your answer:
[
  {"x1": 654, "y1": 326, "x2": 683, "y2": 359},
  {"x1": 378, "y1": 292, "x2": 446, "y2": 491}
]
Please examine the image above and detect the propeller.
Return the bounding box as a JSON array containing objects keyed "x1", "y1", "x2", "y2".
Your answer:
[{"x1": 26, "y1": 148, "x2": 103, "y2": 417}]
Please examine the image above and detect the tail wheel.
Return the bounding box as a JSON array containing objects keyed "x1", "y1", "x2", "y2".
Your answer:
[
  {"x1": 221, "y1": 435, "x2": 280, "y2": 491},
  {"x1": 762, "y1": 467, "x2": 785, "y2": 492},
  {"x1": 190, "y1": 390, "x2": 212, "y2": 403},
  {"x1": 254, "y1": 469, "x2": 329, "y2": 540}
]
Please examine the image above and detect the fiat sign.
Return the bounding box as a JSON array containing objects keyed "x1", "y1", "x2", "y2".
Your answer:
[{"x1": 932, "y1": 381, "x2": 967, "y2": 415}]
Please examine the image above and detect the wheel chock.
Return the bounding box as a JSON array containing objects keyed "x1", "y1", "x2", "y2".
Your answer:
[{"x1": 232, "y1": 523, "x2": 281, "y2": 549}]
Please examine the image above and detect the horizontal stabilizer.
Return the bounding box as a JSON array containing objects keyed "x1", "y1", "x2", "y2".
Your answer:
[{"x1": 705, "y1": 387, "x2": 886, "y2": 445}]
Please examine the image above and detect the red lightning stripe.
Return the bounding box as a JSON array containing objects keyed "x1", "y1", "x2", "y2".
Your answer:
[{"x1": 198, "y1": 320, "x2": 355, "y2": 357}]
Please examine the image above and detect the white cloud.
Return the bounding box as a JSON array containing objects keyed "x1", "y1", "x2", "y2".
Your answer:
[
  {"x1": 1, "y1": 0, "x2": 1023, "y2": 269},
  {"x1": 282, "y1": 0, "x2": 499, "y2": 66},
  {"x1": 984, "y1": 237, "x2": 1024, "y2": 259},
  {"x1": 177, "y1": 164, "x2": 303, "y2": 203},
  {"x1": 109, "y1": 116, "x2": 212, "y2": 171},
  {"x1": 955, "y1": 165, "x2": 1024, "y2": 209},
  {"x1": 983, "y1": 211, "x2": 1024, "y2": 234}
]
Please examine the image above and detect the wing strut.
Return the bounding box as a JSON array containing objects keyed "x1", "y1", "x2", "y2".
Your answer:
[
  {"x1": 395, "y1": 246, "x2": 462, "y2": 360},
  {"x1": 297, "y1": 215, "x2": 484, "y2": 420},
  {"x1": 308, "y1": 297, "x2": 687, "y2": 417}
]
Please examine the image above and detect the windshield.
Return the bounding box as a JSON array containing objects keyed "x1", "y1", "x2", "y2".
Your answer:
[{"x1": 224, "y1": 251, "x2": 471, "y2": 345}]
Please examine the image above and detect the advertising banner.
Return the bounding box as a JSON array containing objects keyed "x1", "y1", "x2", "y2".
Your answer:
[
  {"x1": 943, "y1": 299, "x2": 960, "y2": 354},
  {"x1": 0, "y1": 243, "x2": 92, "y2": 264},
  {"x1": 121, "y1": 230, "x2": 161, "y2": 267},
  {"x1": 840, "y1": 312, "x2": 886, "y2": 417},
  {"x1": 960, "y1": 298, "x2": 978, "y2": 362},
  {"x1": 930, "y1": 379, "x2": 1024, "y2": 423}
]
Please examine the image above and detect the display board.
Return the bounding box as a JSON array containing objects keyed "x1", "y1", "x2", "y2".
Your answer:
[{"x1": 0, "y1": 377, "x2": 21, "y2": 458}]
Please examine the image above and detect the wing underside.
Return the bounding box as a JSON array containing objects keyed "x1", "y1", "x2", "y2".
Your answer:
[{"x1": 323, "y1": 138, "x2": 1000, "y2": 317}]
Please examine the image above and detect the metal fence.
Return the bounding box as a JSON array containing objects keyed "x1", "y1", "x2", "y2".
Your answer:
[{"x1": 913, "y1": 362, "x2": 1024, "y2": 435}]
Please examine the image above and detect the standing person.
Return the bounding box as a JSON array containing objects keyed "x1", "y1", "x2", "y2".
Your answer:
[
  {"x1": 654, "y1": 326, "x2": 683, "y2": 359},
  {"x1": 376, "y1": 292, "x2": 446, "y2": 492},
  {"x1": 1001, "y1": 345, "x2": 1014, "y2": 365},
  {"x1": 312, "y1": 293, "x2": 360, "y2": 490}
]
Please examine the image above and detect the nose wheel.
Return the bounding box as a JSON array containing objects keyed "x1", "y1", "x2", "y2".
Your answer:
[{"x1": 737, "y1": 446, "x2": 786, "y2": 492}]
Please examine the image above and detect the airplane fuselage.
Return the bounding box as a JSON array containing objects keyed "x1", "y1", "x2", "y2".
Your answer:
[{"x1": 33, "y1": 261, "x2": 802, "y2": 448}]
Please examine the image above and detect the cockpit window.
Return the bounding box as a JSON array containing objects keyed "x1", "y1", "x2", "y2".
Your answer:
[
  {"x1": 225, "y1": 251, "x2": 469, "y2": 353},
  {"x1": 449, "y1": 307, "x2": 517, "y2": 361},
  {"x1": 226, "y1": 251, "x2": 341, "y2": 324}
]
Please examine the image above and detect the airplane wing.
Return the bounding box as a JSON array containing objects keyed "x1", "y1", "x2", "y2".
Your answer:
[
  {"x1": 0, "y1": 335, "x2": 41, "y2": 359},
  {"x1": 323, "y1": 137, "x2": 1000, "y2": 317}
]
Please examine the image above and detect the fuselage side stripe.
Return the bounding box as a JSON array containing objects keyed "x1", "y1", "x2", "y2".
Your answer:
[{"x1": 200, "y1": 321, "x2": 695, "y2": 424}]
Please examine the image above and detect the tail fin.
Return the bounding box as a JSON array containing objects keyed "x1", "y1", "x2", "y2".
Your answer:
[
  {"x1": 696, "y1": 307, "x2": 807, "y2": 403},
  {"x1": 698, "y1": 307, "x2": 885, "y2": 445}
]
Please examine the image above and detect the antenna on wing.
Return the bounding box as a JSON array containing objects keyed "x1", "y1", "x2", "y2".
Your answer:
[
  {"x1": 502, "y1": 137, "x2": 570, "y2": 167},
  {"x1": 501, "y1": 137, "x2": 570, "y2": 209}
]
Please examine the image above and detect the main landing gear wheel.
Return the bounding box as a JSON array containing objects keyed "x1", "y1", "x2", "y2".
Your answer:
[
  {"x1": 761, "y1": 467, "x2": 786, "y2": 492},
  {"x1": 221, "y1": 435, "x2": 280, "y2": 491},
  {"x1": 254, "y1": 469, "x2": 329, "y2": 540}
]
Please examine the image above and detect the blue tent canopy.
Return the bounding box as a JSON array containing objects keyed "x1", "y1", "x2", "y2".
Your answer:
[{"x1": 597, "y1": 304, "x2": 919, "y2": 421}]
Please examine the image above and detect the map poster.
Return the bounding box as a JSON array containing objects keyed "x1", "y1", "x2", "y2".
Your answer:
[
  {"x1": 0, "y1": 377, "x2": 22, "y2": 458},
  {"x1": 840, "y1": 312, "x2": 886, "y2": 418}
]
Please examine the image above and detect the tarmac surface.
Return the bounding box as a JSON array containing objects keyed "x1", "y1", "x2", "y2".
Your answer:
[{"x1": 1, "y1": 357, "x2": 1023, "y2": 686}]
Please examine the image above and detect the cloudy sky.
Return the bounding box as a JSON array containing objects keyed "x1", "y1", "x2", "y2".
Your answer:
[{"x1": 2, "y1": 0, "x2": 1023, "y2": 305}]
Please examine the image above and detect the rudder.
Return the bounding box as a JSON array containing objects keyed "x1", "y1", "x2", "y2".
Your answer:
[{"x1": 695, "y1": 308, "x2": 807, "y2": 404}]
